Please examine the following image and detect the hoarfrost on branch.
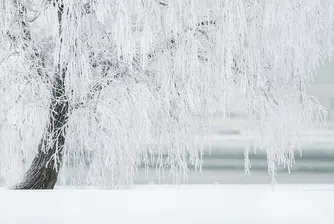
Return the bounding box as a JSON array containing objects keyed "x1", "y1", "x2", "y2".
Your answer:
[{"x1": 0, "y1": 0, "x2": 333, "y2": 188}]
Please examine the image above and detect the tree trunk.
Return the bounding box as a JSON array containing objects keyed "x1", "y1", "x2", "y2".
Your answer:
[
  {"x1": 12, "y1": 1, "x2": 68, "y2": 190},
  {"x1": 14, "y1": 71, "x2": 68, "y2": 189}
]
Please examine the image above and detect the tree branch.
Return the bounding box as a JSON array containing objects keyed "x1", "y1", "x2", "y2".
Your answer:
[
  {"x1": 7, "y1": 1, "x2": 48, "y2": 82},
  {"x1": 73, "y1": 19, "x2": 217, "y2": 110}
]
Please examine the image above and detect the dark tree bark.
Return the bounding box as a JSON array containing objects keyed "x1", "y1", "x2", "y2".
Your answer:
[
  {"x1": 14, "y1": 70, "x2": 68, "y2": 189},
  {"x1": 13, "y1": 1, "x2": 67, "y2": 189}
]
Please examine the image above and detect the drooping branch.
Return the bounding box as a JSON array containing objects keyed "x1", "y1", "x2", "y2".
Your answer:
[
  {"x1": 231, "y1": 59, "x2": 278, "y2": 106},
  {"x1": 6, "y1": 1, "x2": 48, "y2": 81},
  {"x1": 1, "y1": 0, "x2": 332, "y2": 189},
  {"x1": 72, "y1": 18, "x2": 218, "y2": 114}
]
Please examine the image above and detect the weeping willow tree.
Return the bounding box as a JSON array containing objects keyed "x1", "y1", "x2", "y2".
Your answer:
[{"x1": 0, "y1": 0, "x2": 333, "y2": 189}]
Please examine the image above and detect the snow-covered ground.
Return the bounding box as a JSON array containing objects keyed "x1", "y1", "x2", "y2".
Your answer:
[{"x1": 1, "y1": 185, "x2": 333, "y2": 224}]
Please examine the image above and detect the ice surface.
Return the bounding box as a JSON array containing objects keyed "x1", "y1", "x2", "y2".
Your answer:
[
  {"x1": 1, "y1": 185, "x2": 333, "y2": 224},
  {"x1": 205, "y1": 130, "x2": 334, "y2": 151}
]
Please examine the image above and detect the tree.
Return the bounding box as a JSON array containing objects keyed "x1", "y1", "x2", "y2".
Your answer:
[{"x1": 0, "y1": 0, "x2": 333, "y2": 189}]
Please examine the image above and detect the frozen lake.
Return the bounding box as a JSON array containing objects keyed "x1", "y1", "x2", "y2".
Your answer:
[
  {"x1": 133, "y1": 146, "x2": 334, "y2": 184},
  {"x1": 1, "y1": 145, "x2": 334, "y2": 186}
]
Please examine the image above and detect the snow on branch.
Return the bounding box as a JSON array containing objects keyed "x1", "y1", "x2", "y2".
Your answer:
[{"x1": 0, "y1": 0, "x2": 334, "y2": 188}]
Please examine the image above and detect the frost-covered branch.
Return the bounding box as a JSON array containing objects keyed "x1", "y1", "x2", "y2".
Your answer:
[
  {"x1": 5, "y1": 1, "x2": 48, "y2": 82},
  {"x1": 1, "y1": 0, "x2": 334, "y2": 188}
]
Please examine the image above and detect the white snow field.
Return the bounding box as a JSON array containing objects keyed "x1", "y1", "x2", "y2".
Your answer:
[{"x1": 1, "y1": 185, "x2": 333, "y2": 224}]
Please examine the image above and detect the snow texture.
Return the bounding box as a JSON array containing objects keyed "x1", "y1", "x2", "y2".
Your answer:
[{"x1": 1, "y1": 185, "x2": 334, "y2": 224}]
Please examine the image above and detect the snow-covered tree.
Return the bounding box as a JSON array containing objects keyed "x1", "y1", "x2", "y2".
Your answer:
[{"x1": 0, "y1": 0, "x2": 333, "y2": 189}]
